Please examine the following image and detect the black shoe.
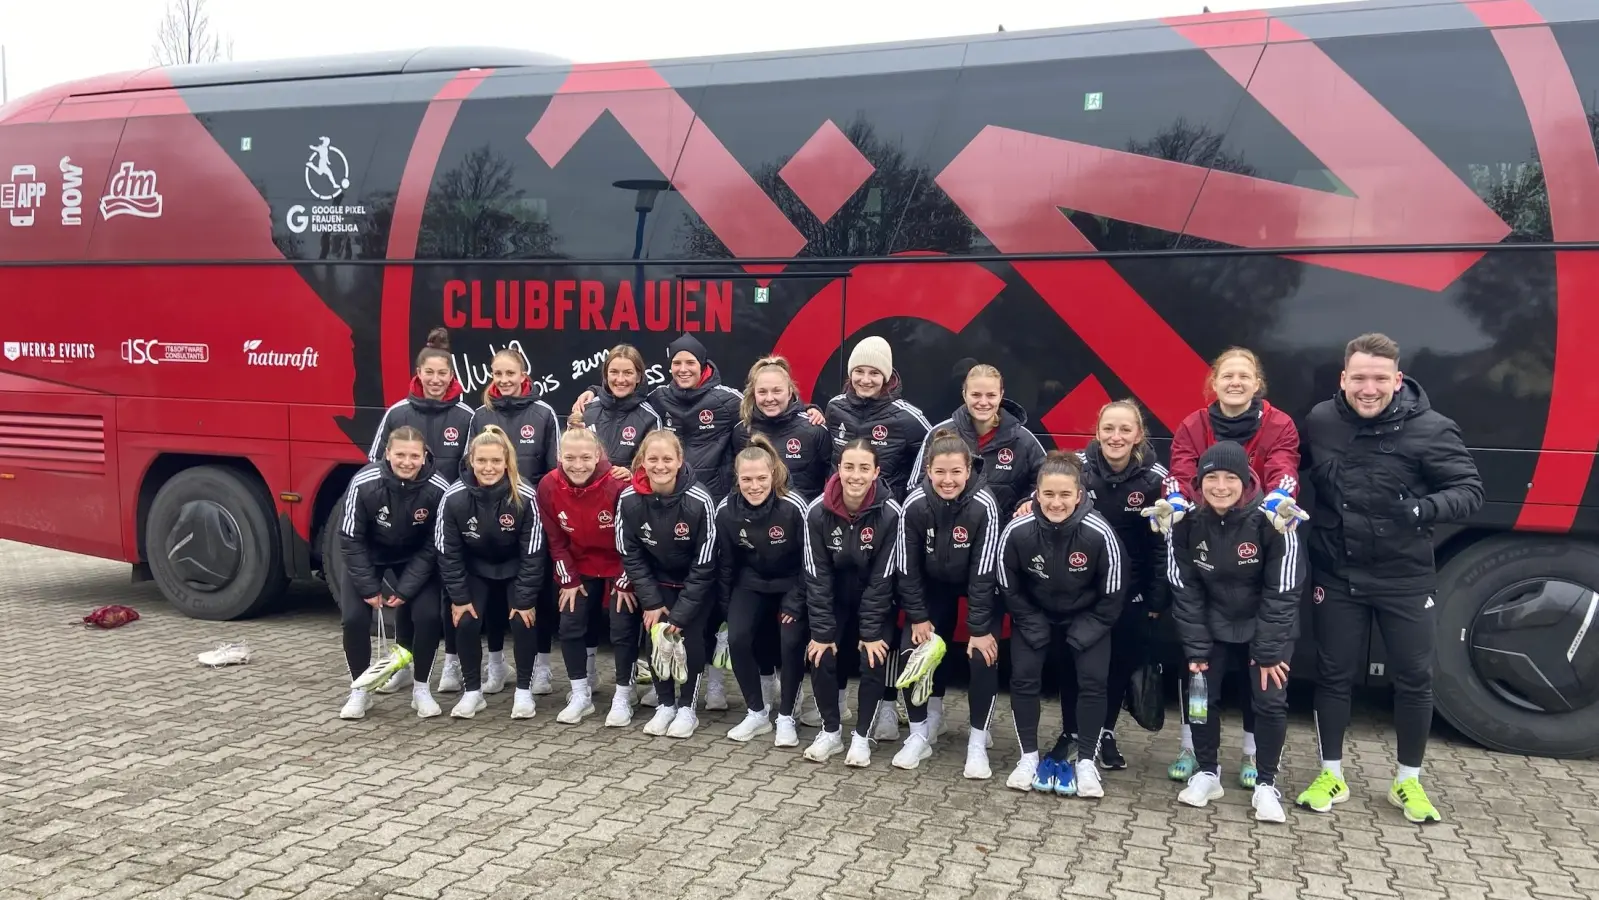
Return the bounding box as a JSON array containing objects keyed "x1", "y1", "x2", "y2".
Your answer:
[
  {"x1": 1098, "y1": 733, "x2": 1127, "y2": 770},
  {"x1": 1047, "y1": 734, "x2": 1075, "y2": 763}
]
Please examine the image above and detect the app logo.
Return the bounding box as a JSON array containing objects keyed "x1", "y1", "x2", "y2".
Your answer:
[
  {"x1": 121, "y1": 339, "x2": 209, "y2": 365},
  {"x1": 243, "y1": 339, "x2": 319, "y2": 370},
  {"x1": 2, "y1": 164, "x2": 46, "y2": 227},
  {"x1": 99, "y1": 161, "x2": 163, "y2": 220},
  {"x1": 60, "y1": 157, "x2": 83, "y2": 226}
]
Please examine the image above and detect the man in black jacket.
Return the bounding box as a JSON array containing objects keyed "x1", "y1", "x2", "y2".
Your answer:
[{"x1": 1296, "y1": 333, "x2": 1483, "y2": 824}]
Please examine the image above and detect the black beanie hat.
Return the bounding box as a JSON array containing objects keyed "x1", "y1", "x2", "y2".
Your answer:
[
  {"x1": 1198, "y1": 441, "x2": 1251, "y2": 482},
  {"x1": 667, "y1": 334, "x2": 708, "y2": 366}
]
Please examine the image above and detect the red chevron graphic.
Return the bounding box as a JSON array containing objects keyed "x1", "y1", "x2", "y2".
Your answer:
[{"x1": 527, "y1": 63, "x2": 806, "y2": 274}]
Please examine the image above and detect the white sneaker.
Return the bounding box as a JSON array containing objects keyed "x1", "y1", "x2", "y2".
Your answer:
[
  {"x1": 531, "y1": 655, "x2": 553, "y2": 695},
  {"x1": 641, "y1": 685, "x2": 660, "y2": 708},
  {"x1": 377, "y1": 666, "x2": 413, "y2": 694},
  {"x1": 511, "y1": 688, "x2": 536, "y2": 720},
  {"x1": 451, "y1": 691, "x2": 486, "y2": 719},
  {"x1": 1252, "y1": 784, "x2": 1287, "y2": 823},
  {"x1": 761, "y1": 674, "x2": 779, "y2": 711},
  {"x1": 557, "y1": 679, "x2": 594, "y2": 724},
  {"x1": 964, "y1": 731, "x2": 992, "y2": 780},
  {"x1": 869, "y1": 701, "x2": 900, "y2": 741},
  {"x1": 728, "y1": 709, "x2": 773, "y2": 742},
  {"x1": 703, "y1": 669, "x2": 729, "y2": 711},
  {"x1": 797, "y1": 689, "x2": 823, "y2": 728},
  {"x1": 197, "y1": 642, "x2": 251, "y2": 667},
  {"x1": 892, "y1": 732, "x2": 934, "y2": 770},
  {"x1": 643, "y1": 705, "x2": 677, "y2": 736},
  {"x1": 411, "y1": 686, "x2": 442, "y2": 719},
  {"x1": 1007, "y1": 753, "x2": 1040, "y2": 791},
  {"x1": 483, "y1": 656, "x2": 508, "y2": 694},
  {"x1": 438, "y1": 655, "x2": 464, "y2": 693},
  {"x1": 667, "y1": 708, "x2": 699, "y2": 739},
  {"x1": 927, "y1": 697, "x2": 949, "y2": 741},
  {"x1": 339, "y1": 689, "x2": 372, "y2": 720},
  {"x1": 1076, "y1": 760, "x2": 1104, "y2": 798},
  {"x1": 846, "y1": 733, "x2": 872, "y2": 767},
  {"x1": 774, "y1": 714, "x2": 800, "y2": 748},
  {"x1": 1179, "y1": 772, "x2": 1225, "y2": 808},
  {"x1": 804, "y1": 729, "x2": 845, "y2": 762},
  {"x1": 605, "y1": 687, "x2": 634, "y2": 727}
]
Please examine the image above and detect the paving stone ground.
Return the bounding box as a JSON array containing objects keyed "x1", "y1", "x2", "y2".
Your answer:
[{"x1": 4, "y1": 539, "x2": 1599, "y2": 900}]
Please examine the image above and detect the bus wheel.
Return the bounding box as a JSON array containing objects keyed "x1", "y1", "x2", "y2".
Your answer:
[
  {"x1": 1434, "y1": 535, "x2": 1599, "y2": 758},
  {"x1": 146, "y1": 465, "x2": 288, "y2": 621}
]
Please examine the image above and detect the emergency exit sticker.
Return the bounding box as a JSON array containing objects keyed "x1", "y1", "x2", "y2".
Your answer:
[
  {"x1": 754, "y1": 286, "x2": 770, "y2": 304},
  {"x1": 241, "y1": 137, "x2": 252, "y2": 151},
  {"x1": 1084, "y1": 92, "x2": 1104, "y2": 111}
]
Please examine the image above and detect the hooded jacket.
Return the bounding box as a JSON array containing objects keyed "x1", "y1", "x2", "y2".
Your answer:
[
  {"x1": 435, "y1": 468, "x2": 546, "y2": 610},
  {"x1": 470, "y1": 381, "x2": 561, "y2": 485},
  {"x1": 802, "y1": 475, "x2": 902, "y2": 644},
  {"x1": 537, "y1": 457, "x2": 625, "y2": 587},
  {"x1": 824, "y1": 372, "x2": 932, "y2": 501},
  {"x1": 647, "y1": 363, "x2": 744, "y2": 502},
  {"x1": 732, "y1": 396, "x2": 832, "y2": 500},
  {"x1": 368, "y1": 376, "x2": 476, "y2": 478},
  {"x1": 1301, "y1": 378, "x2": 1483, "y2": 596},
  {"x1": 912, "y1": 398, "x2": 1047, "y2": 514},
  {"x1": 339, "y1": 459, "x2": 452, "y2": 602},
  {"x1": 1166, "y1": 468, "x2": 1305, "y2": 666},
  {"x1": 1079, "y1": 440, "x2": 1172, "y2": 614},
  {"x1": 897, "y1": 473, "x2": 1003, "y2": 637},
  {"x1": 1167, "y1": 399, "x2": 1301, "y2": 502},
  {"x1": 996, "y1": 497, "x2": 1126, "y2": 652},
  {"x1": 614, "y1": 462, "x2": 718, "y2": 627},
  {"x1": 580, "y1": 381, "x2": 662, "y2": 467},
  {"x1": 715, "y1": 488, "x2": 812, "y2": 619}
]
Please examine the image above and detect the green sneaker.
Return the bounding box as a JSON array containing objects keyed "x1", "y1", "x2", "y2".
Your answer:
[
  {"x1": 1239, "y1": 754, "x2": 1258, "y2": 789},
  {"x1": 1168, "y1": 748, "x2": 1197, "y2": 781},
  {"x1": 1295, "y1": 769, "x2": 1350, "y2": 812},
  {"x1": 1388, "y1": 778, "x2": 1441, "y2": 823}
]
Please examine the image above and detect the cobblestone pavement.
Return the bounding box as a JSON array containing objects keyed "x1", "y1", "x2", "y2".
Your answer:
[{"x1": 4, "y1": 540, "x2": 1599, "y2": 900}]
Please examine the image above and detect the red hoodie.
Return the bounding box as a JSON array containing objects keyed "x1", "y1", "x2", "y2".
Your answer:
[
  {"x1": 1166, "y1": 400, "x2": 1301, "y2": 501},
  {"x1": 537, "y1": 460, "x2": 625, "y2": 586}
]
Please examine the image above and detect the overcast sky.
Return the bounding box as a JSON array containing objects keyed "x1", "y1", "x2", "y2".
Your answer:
[{"x1": 1, "y1": 0, "x2": 1356, "y2": 101}]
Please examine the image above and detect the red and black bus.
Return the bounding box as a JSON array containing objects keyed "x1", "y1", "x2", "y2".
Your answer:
[{"x1": 2, "y1": 0, "x2": 1597, "y2": 757}]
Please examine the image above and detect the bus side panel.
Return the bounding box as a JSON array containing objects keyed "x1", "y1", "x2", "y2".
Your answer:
[{"x1": 0, "y1": 386, "x2": 123, "y2": 561}]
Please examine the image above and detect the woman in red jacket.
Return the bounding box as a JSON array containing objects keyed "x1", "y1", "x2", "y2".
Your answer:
[
  {"x1": 1151, "y1": 346, "x2": 1305, "y2": 787},
  {"x1": 537, "y1": 427, "x2": 630, "y2": 726}
]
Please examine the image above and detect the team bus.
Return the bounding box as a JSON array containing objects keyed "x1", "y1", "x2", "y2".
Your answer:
[{"x1": 2, "y1": 0, "x2": 1598, "y2": 758}]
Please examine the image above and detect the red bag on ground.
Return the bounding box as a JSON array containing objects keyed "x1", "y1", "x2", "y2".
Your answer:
[{"x1": 83, "y1": 605, "x2": 140, "y2": 629}]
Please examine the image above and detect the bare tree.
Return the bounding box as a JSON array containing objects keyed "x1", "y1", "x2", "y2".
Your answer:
[{"x1": 152, "y1": 0, "x2": 234, "y2": 66}]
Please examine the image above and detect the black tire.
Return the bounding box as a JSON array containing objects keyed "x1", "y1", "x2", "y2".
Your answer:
[
  {"x1": 322, "y1": 494, "x2": 349, "y2": 608},
  {"x1": 1434, "y1": 535, "x2": 1599, "y2": 758},
  {"x1": 145, "y1": 465, "x2": 288, "y2": 620}
]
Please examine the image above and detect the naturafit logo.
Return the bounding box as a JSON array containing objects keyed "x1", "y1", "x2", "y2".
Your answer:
[{"x1": 243, "y1": 339, "x2": 319, "y2": 370}]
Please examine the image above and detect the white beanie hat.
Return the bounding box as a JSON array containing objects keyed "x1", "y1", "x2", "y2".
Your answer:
[{"x1": 847, "y1": 336, "x2": 893, "y2": 377}]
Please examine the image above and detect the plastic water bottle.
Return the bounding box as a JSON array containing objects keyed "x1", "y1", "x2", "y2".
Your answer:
[{"x1": 1187, "y1": 672, "x2": 1209, "y2": 725}]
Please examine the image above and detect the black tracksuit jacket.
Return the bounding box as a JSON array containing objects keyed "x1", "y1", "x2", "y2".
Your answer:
[
  {"x1": 802, "y1": 476, "x2": 902, "y2": 644},
  {"x1": 614, "y1": 463, "x2": 719, "y2": 628},
  {"x1": 435, "y1": 469, "x2": 546, "y2": 610},
  {"x1": 732, "y1": 397, "x2": 832, "y2": 500},
  {"x1": 339, "y1": 459, "x2": 452, "y2": 602},
  {"x1": 912, "y1": 399, "x2": 1048, "y2": 515},
  {"x1": 1078, "y1": 440, "x2": 1172, "y2": 614},
  {"x1": 715, "y1": 489, "x2": 812, "y2": 619},
  {"x1": 896, "y1": 473, "x2": 1003, "y2": 637},
  {"x1": 469, "y1": 383, "x2": 561, "y2": 485},
  {"x1": 996, "y1": 498, "x2": 1127, "y2": 652}
]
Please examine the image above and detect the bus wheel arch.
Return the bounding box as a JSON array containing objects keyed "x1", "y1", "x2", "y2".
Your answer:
[
  {"x1": 140, "y1": 458, "x2": 288, "y2": 621},
  {"x1": 1434, "y1": 533, "x2": 1599, "y2": 758}
]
